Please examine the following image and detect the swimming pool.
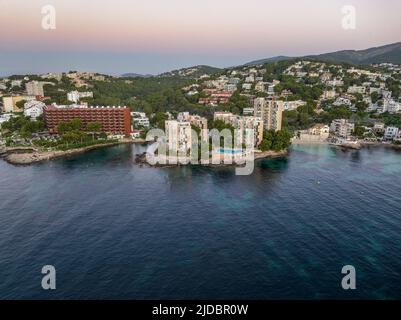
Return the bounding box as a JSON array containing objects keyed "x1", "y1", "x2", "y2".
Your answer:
[{"x1": 218, "y1": 148, "x2": 243, "y2": 154}]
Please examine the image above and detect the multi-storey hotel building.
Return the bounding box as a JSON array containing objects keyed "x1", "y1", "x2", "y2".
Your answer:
[{"x1": 43, "y1": 105, "x2": 131, "y2": 136}]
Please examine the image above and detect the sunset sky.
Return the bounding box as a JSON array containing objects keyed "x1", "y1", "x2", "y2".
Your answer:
[{"x1": 1, "y1": 0, "x2": 400, "y2": 75}]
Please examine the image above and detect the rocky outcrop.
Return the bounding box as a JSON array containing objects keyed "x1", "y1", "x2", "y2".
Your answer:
[{"x1": 3, "y1": 142, "x2": 122, "y2": 165}]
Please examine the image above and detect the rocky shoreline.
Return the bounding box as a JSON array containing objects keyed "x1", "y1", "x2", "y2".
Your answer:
[
  {"x1": 360, "y1": 142, "x2": 401, "y2": 150},
  {"x1": 135, "y1": 149, "x2": 288, "y2": 167},
  {"x1": 0, "y1": 139, "x2": 146, "y2": 165},
  {"x1": 254, "y1": 149, "x2": 288, "y2": 160},
  {"x1": 2, "y1": 139, "x2": 400, "y2": 167},
  {"x1": 393, "y1": 144, "x2": 401, "y2": 150},
  {"x1": 293, "y1": 138, "x2": 401, "y2": 151}
]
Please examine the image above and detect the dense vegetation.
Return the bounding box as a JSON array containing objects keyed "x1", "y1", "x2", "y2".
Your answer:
[
  {"x1": 0, "y1": 115, "x2": 45, "y2": 139},
  {"x1": 57, "y1": 119, "x2": 105, "y2": 141},
  {"x1": 259, "y1": 130, "x2": 292, "y2": 152}
]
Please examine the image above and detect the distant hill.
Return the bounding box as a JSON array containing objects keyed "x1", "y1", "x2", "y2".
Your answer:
[
  {"x1": 309, "y1": 42, "x2": 401, "y2": 64},
  {"x1": 245, "y1": 56, "x2": 294, "y2": 66},
  {"x1": 245, "y1": 42, "x2": 401, "y2": 66},
  {"x1": 120, "y1": 73, "x2": 153, "y2": 78},
  {"x1": 159, "y1": 65, "x2": 222, "y2": 78}
]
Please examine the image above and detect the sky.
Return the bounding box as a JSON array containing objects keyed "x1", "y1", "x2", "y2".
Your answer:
[{"x1": 0, "y1": 0, "x2": 400, "y2": 76}]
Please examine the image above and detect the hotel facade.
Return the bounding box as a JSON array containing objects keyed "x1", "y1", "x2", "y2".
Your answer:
[{"x1": 43, "y1": 105, "x2": 131, "y2": 136}]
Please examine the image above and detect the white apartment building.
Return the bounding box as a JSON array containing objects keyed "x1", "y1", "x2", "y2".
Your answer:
[
  {"x1": 253, "y1": 98, "x2": 283, "y2": 145},
  {"x1": 245, "y1": 75, "x2": 255, "y2": 83},
  {"x1": 282, "y1": 100, "x2": 306, "y2": 111},
  {"x1": 224, "y1": 84, "x2": 237, "y2": 92},
  {"x1": 330, "y1": 119, "x2": 355, "y2": 138},
  {"x1": 131, "y1": 112, "x2": 150, "y2": 128},
  {"x1": 326, "y1": 79, "x2": 344, "y2": 87},
  {"x1": 213, "y1": 112, "x2": 259, "y2": 147},
  {"x1": 308, "y1": 124, "x2": 330, "y2": 138},
  {"x1": 254, "y1": 97, "x2": 283, "y2": 127},
  {"x1": 382, "y1": 99, "x2": 401, "y2": 114},
  {"x1": 23, "y1": 100, "x2": 45, "y2": 120},
  {"x1": 228, "y1": 77, "x2": 240, "y2": 85},
  {"x1": 255, "y1": 82, "x2": 266, "y2": 92},
  {"x1": 384, "y1": 126, "x2": 399, "y2": 140},
  {"x1": 0, "y1": 113, "x2": 13, "y2": 127},
  {"x1": 67, "y1": 91, "x2": 94, "y2": 103},
  {"x1": 177, "y1": 112, "x2": 190, "y2": 122},
  {"x1": 236, "y1": 116, "x2": 260, "y2": 147},
  {"x1": 321, "y1": 90, "x2": 337, "y2": 100},
  {"x1": 214, "y1": 112, "x2": 236, "y2": 123},
  {"x1": 177, "y1": 112, "x2": 208, "y2": 141},
  {"x1": 165, "y1": 120, "x2": 192, "y2": 154},
  {"x1": 242, "y1": 83, "x2": 252, "y2": 90},
  {"x1": 242, "y1": 108, "x2": 254, "y2": 115},
  {"x1": 347, "y1": 68, "x2": 380, "y2": 78},
  {"x1": 203, "y1": 79, "x2": 226, "y2": 90},
  {"x1": 227, "y1": 115, "x2": 260, "y2": 148},
  {"x1": 11, "y1": 80, "x2": 23, "y2": 87},
  {"x1": 333, "y1": 97, "x2": 352, "y2": 107},
  {"x1": 267, "y1": 85, "x2": 275, "y2": 95},
  {"x1": 347, "y1": 85, "x2": 366, "y2": 94}
]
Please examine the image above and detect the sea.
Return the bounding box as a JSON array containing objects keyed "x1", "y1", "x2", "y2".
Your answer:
[{"x1": 0, "y1": 143, "x2": 401, "y2": 299}]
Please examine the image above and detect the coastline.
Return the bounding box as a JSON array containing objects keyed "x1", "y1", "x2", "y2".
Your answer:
[
  {"x1": 1, "y1": 138, "x2": 146, "y2": 165},
  {"x1": 135, "y1": 149, "x2": 289, "y2": 168},
  {"x1": 2, "y1": 139, "x2": 399, "y2": 167},
  {"x1": 360, "y1": 142, "x2": 401, "y2": 151},
  {"x1": 254, "y1": 149, "x2": 289, "y2": 160},
  {"x1": 292, "y1": 137, "x2": 401, "y2": 151},
  {"x1": 291, "y1": 139, "x2": 329, "y2": 145}
]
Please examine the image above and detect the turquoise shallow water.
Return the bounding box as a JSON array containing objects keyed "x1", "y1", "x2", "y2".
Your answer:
[{"x1": 0, "y1": 144, "x2": 401, "y2": 299}]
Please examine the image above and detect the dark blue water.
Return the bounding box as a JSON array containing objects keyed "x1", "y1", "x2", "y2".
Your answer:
[{"x1": 1, "y1": 144, "x2": 401, "y2": 299}]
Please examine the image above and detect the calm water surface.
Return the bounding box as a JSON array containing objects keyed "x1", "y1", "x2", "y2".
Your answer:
[{"x1": 0, "y1": 144, "x2": 401, "y2": 299}]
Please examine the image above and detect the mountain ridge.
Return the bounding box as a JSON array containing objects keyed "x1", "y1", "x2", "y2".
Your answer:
[
  {"x1": 120, "y1": 73, "x2": 153, "y2": 78},
  {"x1": 245, "y1": 42, "x2": 401, "y2": 66}
]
